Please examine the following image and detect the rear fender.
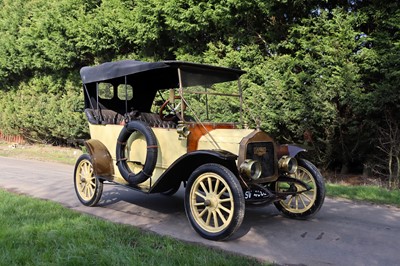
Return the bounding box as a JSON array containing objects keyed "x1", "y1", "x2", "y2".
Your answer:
[
  {"x1": 149, "y1": 150, "x2": 238, "y2": 193},
  {"x1": 84, "y1": 139, "x2": 114, "y2": 178}
]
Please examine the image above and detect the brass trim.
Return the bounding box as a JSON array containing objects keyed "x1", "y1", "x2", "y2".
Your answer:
[{"x1": 238, "y1": 130, "x2": 278, "y2": 182}]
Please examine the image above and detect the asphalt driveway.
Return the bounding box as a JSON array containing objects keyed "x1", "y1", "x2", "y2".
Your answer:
[{"x1": 1, "y1": 157, "x2": 399, "y2": 265}]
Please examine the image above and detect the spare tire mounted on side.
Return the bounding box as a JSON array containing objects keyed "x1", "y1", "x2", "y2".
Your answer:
[{"x1": 116, "y1": 121, "x2": 158, "y2": 185}]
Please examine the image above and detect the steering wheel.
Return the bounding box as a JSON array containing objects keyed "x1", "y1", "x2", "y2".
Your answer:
[{"x1": 159, "y1": 96, "x2": 182, "y2": 121}]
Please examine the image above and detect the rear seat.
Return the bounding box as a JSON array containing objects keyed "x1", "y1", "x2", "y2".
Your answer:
[
  {"x1": 84, "y1": 109, "x2": 176, "y2": 128},
  {"x1": 84, "y1": 109, "x2": 123, "y2": 124}
]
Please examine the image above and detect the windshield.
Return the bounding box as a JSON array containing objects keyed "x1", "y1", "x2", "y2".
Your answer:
[{"x1": 152, "y1": 80, "x2": 242, "y2": 124}]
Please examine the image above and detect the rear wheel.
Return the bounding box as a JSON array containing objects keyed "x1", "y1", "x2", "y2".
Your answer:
[
  {"x1": 274, "y1": 159, "x2": 325, "y2": 219},
  {"x1": 185, "y1": 163, "x2": 245, "y2": 241},
  {"x1": 74, "y1": 154, "x2": 103, "y2": 207}
]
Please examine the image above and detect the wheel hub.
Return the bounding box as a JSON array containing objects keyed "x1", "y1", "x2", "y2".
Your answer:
[
  {"x1": 81, "y1": 173, "x2": 90, "y2": 183},
  {"x1": 204, "y1": 193, "x2": 219, "y2": 210}
]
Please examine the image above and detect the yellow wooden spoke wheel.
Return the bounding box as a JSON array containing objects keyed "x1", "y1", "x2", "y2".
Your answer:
[
  {"x1": 274, "y1": 159, "x2": 325, "y2": 219},
  {"x1": 74, "y1": 154, "x2": 103, "y2": 207},
  {"x1": 185, "y1": 163, "x2": 244, "y2": 241}
]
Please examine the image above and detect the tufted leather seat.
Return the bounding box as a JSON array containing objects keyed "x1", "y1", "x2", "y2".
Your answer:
[
  {"x1": 84, "y1": 109, "x2": 123, "y2": 124},
  {"x1": 85, "y1": 108, "x2": 176, "y2": 128}
]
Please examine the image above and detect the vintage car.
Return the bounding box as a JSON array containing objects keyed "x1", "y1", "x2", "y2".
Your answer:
[{"x1": 74, "y1": 59, "x2": 325, "y2": 241}]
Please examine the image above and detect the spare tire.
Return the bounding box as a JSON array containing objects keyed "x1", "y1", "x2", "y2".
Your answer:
[{"x1": 116, "y1": 121, "x2": 158, "y2": 185}]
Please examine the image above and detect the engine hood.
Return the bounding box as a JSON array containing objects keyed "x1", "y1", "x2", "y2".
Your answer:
[{"x1": 197, "y1": 128, "x2": 255, "y2": 155}]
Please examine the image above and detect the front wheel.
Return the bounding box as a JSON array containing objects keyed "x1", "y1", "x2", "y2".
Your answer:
[
  {"x1": 74, "y1": 154, "x2": 103, "y2": 207},
  {"x1": 274, "y1": 159, "x2": 325, "y2": 219},
  {"x1": 185, "y1": 163, "x2": 245, "y2": 241}
]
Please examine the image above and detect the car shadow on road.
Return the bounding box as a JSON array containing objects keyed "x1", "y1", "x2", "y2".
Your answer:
[
  {"x1": 97, "y1": 184, "x2": 185, "y2": 215},
  {"x1": 230, "y1": 204, "x2": 282, "y2": 239},
  {"x1": 96, "y1": 183, "x2": 295, "y2": 240}
]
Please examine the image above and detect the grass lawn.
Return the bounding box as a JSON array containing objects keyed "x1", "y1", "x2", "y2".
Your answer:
[
  {"x1": 326, "y1": 183, "x2": 400, "y2": 207},
  {"x1": 0, "y1": 189, "x2": 264, "y2": 265},
  {"x1": 0, "y1": 142, "x2": 82, "y2": 165}
]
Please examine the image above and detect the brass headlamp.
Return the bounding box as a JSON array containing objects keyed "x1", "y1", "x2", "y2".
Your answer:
[
  {"x1": 240, "y1": 159, "x2": 262, "y2": 180},
  {"x1": 278, "y1": 156, "x2": 298, "y2": 174}
]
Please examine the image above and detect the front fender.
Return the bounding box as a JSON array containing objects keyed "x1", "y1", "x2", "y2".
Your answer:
[
  {"x1": 277, "y1": 144, "x2": 307, "y2": 158},
  {"x1": 149, "y1": 149, "x2": 238, "y2": 193}
]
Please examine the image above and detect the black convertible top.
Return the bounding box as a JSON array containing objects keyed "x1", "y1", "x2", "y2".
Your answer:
[
  {"x1": 81, "y1": 60, "x2": 246, "y2": 114},
  {"x1": 80, "y1": 60, "x2": 246, "y2": 88}
]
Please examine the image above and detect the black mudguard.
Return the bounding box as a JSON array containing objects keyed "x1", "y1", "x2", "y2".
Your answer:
[
  {"x1": 149, "y1": 149, "x2": 238, "y2": 193},
  {"x1": 279, "y1": 144, "x2": 307, "y2": 157}
]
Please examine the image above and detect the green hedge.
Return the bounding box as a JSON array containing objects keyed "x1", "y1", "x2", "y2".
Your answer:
[
  {"x1": 0, "y1": 0, "x2": 398, "y2": 173},
  {"x1": 0, "y1": 76, "x2": 88, "y2": 144}
]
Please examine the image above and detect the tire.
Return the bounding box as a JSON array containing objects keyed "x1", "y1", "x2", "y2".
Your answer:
[
  {"x1": 74, "y1": 154, "x2": 103, "y2": 207},
  {"x1": 274, "y1": 159, "x2": 325, "y2": 219},
  {"x1": 116, "y1": 121, "x2": 158, "y2": 185},
  {"x1": 184, "y1": 163, "x2": 245, "y2": 241}
]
